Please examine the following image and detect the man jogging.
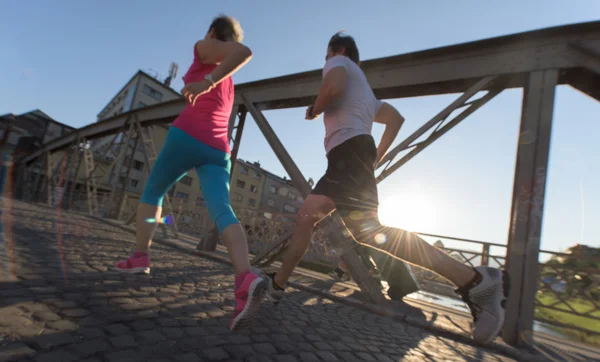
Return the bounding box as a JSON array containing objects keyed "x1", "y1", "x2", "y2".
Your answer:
[{"x1": 264, "y1": 32, "x2": 509, "y2": 344}]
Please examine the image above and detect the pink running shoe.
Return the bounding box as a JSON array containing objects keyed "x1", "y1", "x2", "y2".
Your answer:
[
  {"x1": 115, "y1": 254, "x2": 150, "y2": 274},
  {"x1": 229, "y1": 272, "x2": 267, "y2": 332}
]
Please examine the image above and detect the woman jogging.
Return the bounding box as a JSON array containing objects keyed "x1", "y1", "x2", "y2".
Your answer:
[{"x1": 115, "y1": 15, "x2": 267, "y2": 332}]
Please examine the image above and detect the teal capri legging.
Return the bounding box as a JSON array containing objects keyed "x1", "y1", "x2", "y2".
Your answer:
[{"x1": 140, "y1": 126, "x2": 239, "y2": 233}]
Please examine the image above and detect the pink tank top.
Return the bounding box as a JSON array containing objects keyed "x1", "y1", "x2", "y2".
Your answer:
[{"x1": 173, "y1": 45, "x2": 234, "y2": 154}]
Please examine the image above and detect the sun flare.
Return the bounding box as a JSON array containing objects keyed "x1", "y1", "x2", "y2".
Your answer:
[{"x1": 378, "y1": 191, "x2": 437, "y2": 233}]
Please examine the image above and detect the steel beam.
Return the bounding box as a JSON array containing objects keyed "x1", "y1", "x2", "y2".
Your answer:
[
  {"x1": 377, "y1": 85, "x2": 504, "y2": 183},
  {"x1": 503, "y1": 69, "x2": 558, "y2": 347},
  {"x1": 376, "y1": 77, "x2": 498, "y2": 175},
  {"x1": 565, "y1": 42, "x2": 600, "y2": 76},
  {"x1": 242, "y1": 95, "x2": 311, "y2": 197},
  {"x1": 21, "y1": 21, "x2": 600, "y2": 166}
]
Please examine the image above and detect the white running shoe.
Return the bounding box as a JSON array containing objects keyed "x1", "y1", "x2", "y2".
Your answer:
[{"x1": 458, "y1": 266, "x2": 510, "y2": 344}]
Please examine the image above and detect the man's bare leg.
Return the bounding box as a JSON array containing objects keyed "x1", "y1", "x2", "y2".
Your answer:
[
  {"x1": 266, "y1": 195, "x2": 335, "y2": 300},
  {"x1": 342, "y1": 216, "x2": 476, "y2": 288}
]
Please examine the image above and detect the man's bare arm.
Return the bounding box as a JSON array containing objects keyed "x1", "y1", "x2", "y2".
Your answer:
[
  {"x1": 195, "y1": 39, "x2": 253, "y2": 85},
  {"x1": 374, "y1": 102, "x2": 405, "y2": 166},
  {"x1": 311, "y1": 66, "x2": 348, "y2": 116}
]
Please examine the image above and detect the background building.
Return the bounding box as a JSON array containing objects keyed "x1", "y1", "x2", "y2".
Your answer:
[
  {"x1": 96, "y1": 69, "x2": 181, "y2": 122},
  {"x1": 91, "y1": 70, "x2": 184, "y2": 198},
  {"x1": 0, "y1": 110, "x2": 76, "y2": 155},
  {"x1": 261, "y1": 169, "x2": 304, "y2": 221},
  {"x1": 230, "y1": 159, "x2": 267, "y2": 210}
]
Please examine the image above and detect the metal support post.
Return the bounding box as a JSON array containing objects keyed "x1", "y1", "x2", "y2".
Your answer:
[
  {"x1": 67, "y1": 144, "x2": 83, "y2": 211},
  {"x1": 503, "y1": 69, "x2": 558, "y2": 347},
  {"x1": 81, "y1": 137, "x2": 99, "y2": 215}
]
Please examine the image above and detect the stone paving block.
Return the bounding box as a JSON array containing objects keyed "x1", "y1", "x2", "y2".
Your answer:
[
  {"x1": 356, "y1": 352, "x2": 377, "y2": 361},
  {"x1": 35, "y1": 349, "x2": 79, "y2": 362},
  {"x1": 70, "y1": 340, "x2": 111, "y2": 358},
  {"x1": 274, "y1": 342, "x2": 295, "y2": 354},
  {"x1": 79, "y1": 328, "x2": 105, "y2": 339},
  {"x1": 253, "y1": 343, "x2": 277, "y2": 355},
  {"x1": 33, "y1": 311, "x2": 61, "y2": 322},
  {"x1": 161, "y1": 327, "x2": 185, "y2": 339},
  {"x1": 137, "y1": 330, "x2": 166, "y2": 343},
  {"x1": 274, "y1": 354, "x2": 298, "y2": 362},
  {"x1": 174, "y1": 352, "x2": 203, "y2": 362},
  {"x1": 226, "y1": 344, "x2": 254, "y2": 359},
  {"x1": 109, "y1": 335, "x2": 137, "y2": 349},
  {"x1": 227, "y1": 334, "x2": 251, "y2": 344},
  {"x1": 105, "y1": 350, "x2": 142, "y2": 362},
  {"x1": 104, "y1": 323, "x2": 130, "y2": 336},
  {"x1": 313, "y1": 341, "x2": 334, "y2": 351},
  {"x1": 299, "y1": 352, "x2": 320, "y2": 362},
  {"x1": 183, "y1": 326, "x2": 207, "y2": 337},
  {"x1": 32, "y1": 332, "x2": 76, "y2": 349},
  {"x1": 0, "y1": 342, "x2": 36, "y2": 362},
  {"x1": 62, "y1": 308, "x2": 90, "y2": 318},
  {"x1": 46, "y1": 320, "x2": 78, "y2": 332},
  {"x1": 202, "y1": 347, "x2": 229, "y2": 361},
  {"x1": 130, "y1": 319, "x2": 155, "y2": 331}
]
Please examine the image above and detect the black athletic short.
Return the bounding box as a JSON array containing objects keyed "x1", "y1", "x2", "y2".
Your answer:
[{"x1": 312, "y1": 134, "x2": 379, "y2": 216}]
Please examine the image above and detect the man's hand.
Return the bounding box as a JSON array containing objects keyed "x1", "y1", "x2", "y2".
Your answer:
[
  {"x1": 181, "y1": 80, "x2": 213, "y2": 106},
  {"x1": 305, "y1": 105, "x2": 320, "y2": 120}
]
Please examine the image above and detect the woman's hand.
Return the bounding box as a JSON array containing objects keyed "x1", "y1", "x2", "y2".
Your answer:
[{"x1": 181, "y1": 80, "x2": 213, "y2": 106}]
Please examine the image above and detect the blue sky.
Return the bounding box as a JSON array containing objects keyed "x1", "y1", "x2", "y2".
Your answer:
[{"x1": 2, "y1": 0, "x2": 599, "y2": 257}]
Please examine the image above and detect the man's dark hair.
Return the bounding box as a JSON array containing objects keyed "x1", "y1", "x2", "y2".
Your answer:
[
  {"x1": 209, "y1": 15, "x2": 244, "y2": 42},
  {"x1": 328, "y1": 32, "x2": 359, "y2": 64}
]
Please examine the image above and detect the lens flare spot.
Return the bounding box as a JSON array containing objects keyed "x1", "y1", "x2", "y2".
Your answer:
[
  {"x1": 374, "y1": 233, "x2": 387, "y2": 244},
  {"x1": 144, "y1": 215, "x2": 174, "y2": 225}
]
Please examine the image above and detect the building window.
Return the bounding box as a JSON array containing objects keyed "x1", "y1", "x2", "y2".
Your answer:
[
  {"x1": 142, "y1": 85, "x2": 163, "y2": 101},
  {"x1": 232, "y1": 193, "x2": 242, "y2": 202},
  {"x1": 175, "y1": 191, "x2": 189, "y2": 200},
  {"x1": 118, "y1": 106, "x2": 124, "y2": 114},
  {"x1": 240, "y1": 166, "x2": 249, "y2": 175},
  {"x1": 252, "y1": 171, "x2": 261, "y2": 180},
  {"x1": 288, "y1": 193, "x2": 297, "y2": 200},
  {"x1": 136, "y1": 102, "x2": 147, "y2": 109},
  {"x1": 180, "y1": 176, "x2": 193, "y2": 186},
  {"x1": 269, "y1": 186, "x2": 277, "y2": 194},
  {"x1": 248, "y1": 198, "x2": 256, "y2": 207},
  {"x1": 132, "y1": 160, "x2": 144, "y2": 171},
  {"x1": 250, "y1": 185, "x2": 258, "y2": 193},
  {"x1": 196, "y1": 197, "x2": 205, "y2": 206},
  {"x1": 236, "y1": 180, "x2": 245, "y2": 189},
  {"x1": 129, "y1": 179, "x2": 139, "y2": 188},
  {"x1": 7, "y1": 132, "x2": 20, "y2": 146},
  {"x1": 284, "y1": 204, "x2": 297, "y2": 213},
  {"x1": 267, "y1": 199, "x2": 275, "y2": 207}
]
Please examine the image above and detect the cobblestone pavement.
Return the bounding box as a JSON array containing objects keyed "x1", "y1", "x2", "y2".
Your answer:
[{"x1": 0, "y1": 201, "x2": 519, "y2": 362}]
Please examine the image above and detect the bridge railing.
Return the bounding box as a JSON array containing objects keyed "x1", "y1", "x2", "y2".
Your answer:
[{"x1": 416, "y1": 232, "x2": 600, "y2": 341}]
